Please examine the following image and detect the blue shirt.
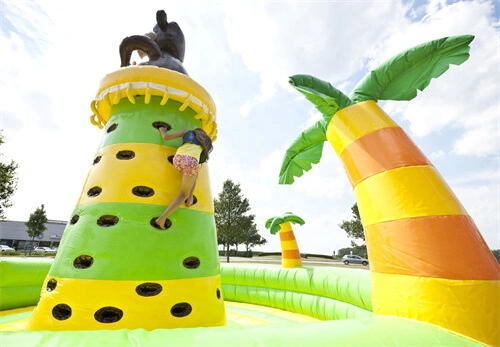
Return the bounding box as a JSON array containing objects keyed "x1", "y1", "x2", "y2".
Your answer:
[{"x1": 182, "y1": 130, "x2": 201, "y2": 146}]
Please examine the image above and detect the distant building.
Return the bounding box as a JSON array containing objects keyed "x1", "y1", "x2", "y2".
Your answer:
[{"x1": 0, "y1": 220, "x2": 66, "y2": 251}]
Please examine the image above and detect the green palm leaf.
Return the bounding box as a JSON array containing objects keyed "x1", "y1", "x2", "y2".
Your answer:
[
  {"x1": 289, "y1": 75, "x2": 353, "y2": 117},
  {"x1": 350, "y1": 35, "x2": 474, "y2": 102},
  {"x1": 265, "y1": 212, "x2": 305, "y2": 235},
  {"x1": 282, "y1": 212, "x2": 305, "y2": 226},
  {"x1": 279, "y1": 76, "x2": 353, "y2": 185},
  {"x1": 265, "y1": 216, "x2": 284, "y2": 235},
  {"x1": 278, "y1": 121, "x2": 326, "y2": 184}
]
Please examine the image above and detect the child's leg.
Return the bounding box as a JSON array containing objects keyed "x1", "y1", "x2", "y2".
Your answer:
[
  {"x1": 155, "y1": 173, "x2": 197, "y2": 229},
  {"x1": 185, "y1": 172, "x2": 198, "y2": 206}
]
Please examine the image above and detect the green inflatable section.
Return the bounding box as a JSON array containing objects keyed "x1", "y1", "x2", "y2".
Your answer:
[
  {"x1": 0, "y1": 309, "x2": 32, "y2": 325},
  {"x1": 100, "y1": 96, "x2": 201, "y2": 149},
  {"x1": 225, "y1": 304, "x2": 312, "y2": 326},
  {"x1": 0, "y1": 259, "x2": 483, "y2": 346},
  {"x1": 0, "y1": 316, "x2": 482, "y2": 346},
  {"x1": 0, "y1": 258, "x2": 53, "y2": 310},
  {"x1": 220, "y1": 264, "x2": 372, "y2": 319},
  {"x1": 54, "y1": 203, "x2": 219, "y2": 280},
  {"x1": 223, "y1": 285, "x2": 372, "y2": 320}
]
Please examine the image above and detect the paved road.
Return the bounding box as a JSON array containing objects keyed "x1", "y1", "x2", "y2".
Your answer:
[{"x1": 219, "y1": 256, "x2": 370, "y2": 270}]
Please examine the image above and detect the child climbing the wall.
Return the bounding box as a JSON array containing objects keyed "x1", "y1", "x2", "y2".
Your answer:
[{"x1": 155, "y1": 127, "x2": 213, "y2": 229}]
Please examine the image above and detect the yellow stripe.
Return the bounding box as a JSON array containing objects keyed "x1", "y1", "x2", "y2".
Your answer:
[
  {"x1": 98, "y1": 66, "x2": 216, "y2": 117},
  {"x1": 281, "y1": 240, "x2": 299, "y2": 250},
  {"x1": 226, "y1": 302, "x2": 319, "y2": 323},
  {"x1": 2, "y1": 302, "x2": 319, "y2": 331},
  {"x1": 0, "y1": 318, "x2": 28, "y2": 331},
  {"x1": 225, "y1": 311, "x2": 270, "y2": 326},
  {"x1": 355, "y1": 165, "x2": 467, "y2": 226},
  {"x1": 327, "y1": 100, "x2": 398, "y2": 155},
  {"x1": 278, "y1": 222, "x2": 292, "y2": 233},
  {"x1": 0, "y1": 306, "x2": 34, "y2": 317},
  {"x1": 282, "y1": 258, "x2": 302, "y2": 268},
  {"x1": 26, "y1": 275, "x2": 225, "y2": 331},
  {"x1": 77, "y1": 143, "x2": 214, "y2": 214},
  {"x1": 371, "y1": 272, "x2": 500, "y2": 346}
]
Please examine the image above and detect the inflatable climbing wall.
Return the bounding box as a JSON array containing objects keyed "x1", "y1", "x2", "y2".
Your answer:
[{"x1": 26, "y1": 66, "x2": 226, "y2": 330}]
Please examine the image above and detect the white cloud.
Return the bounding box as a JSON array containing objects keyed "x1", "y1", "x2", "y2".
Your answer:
[
  {"x1": 430, "y1": 150, "x2": 446, "y2": 160},
  {"x1": 370, "y1": 1, "x2": 499, "y2": 159},
  {"x1": 449, "y1": 168, "x2": 499, "y2": 185},
  {"x1": 220, "y1": 1, "x2": 410, "y2": 116},
  {"x1": 453, "y1": 183, "x2": 500, "y2": 250},
  {"x1": 303, "y1": 108, "x2": 322, "y2": 129}
]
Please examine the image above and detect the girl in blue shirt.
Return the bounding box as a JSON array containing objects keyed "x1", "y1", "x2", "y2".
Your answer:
[{"x1": 155, "y1": 127, "x2": 213, "y2": 229}]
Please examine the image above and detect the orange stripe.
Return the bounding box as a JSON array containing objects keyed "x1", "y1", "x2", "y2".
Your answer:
[
  {"x1": 365, "y1": 215, "x2": 500, "y2": 280},
  {"x1": 279, "y1": 230, "x2": 296, "y2": 241},
  {"x1": 282, "y1": 249, "x2": 300, "y2": 259},
  {"x1": 340, "y1": 127, "x2": 432, "y2": 186},
  {"x1": 327, "y1": 100, "x2": 398, "y2": 155}
]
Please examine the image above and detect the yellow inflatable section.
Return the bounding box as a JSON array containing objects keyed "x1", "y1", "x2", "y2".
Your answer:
[{"x1": 90, "y1": 66, "x2": 217, "y2": 140}]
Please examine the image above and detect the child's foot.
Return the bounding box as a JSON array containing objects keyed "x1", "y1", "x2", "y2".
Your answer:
[
  {"x1": 154, "y1": 218, "x2": 167, "y2": 230},
  {"x1": 185, "y1": 196, "x2": 194, "y2": 207}
]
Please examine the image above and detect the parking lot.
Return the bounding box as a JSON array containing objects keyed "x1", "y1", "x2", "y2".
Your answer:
[{"x1": 220, "y1": 256, "x2": 370, "y2": 269}]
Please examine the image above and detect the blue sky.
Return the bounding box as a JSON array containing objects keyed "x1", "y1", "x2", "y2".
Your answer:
[{"x1": 0, "y1": 0, "x2": 498, "y2": 254}]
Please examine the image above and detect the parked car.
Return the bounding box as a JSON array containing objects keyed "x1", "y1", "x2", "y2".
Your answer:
[
  {"x1": 342, "y1": 254, "x2": 369, "y2": 266},
  {"x1": 34, "y1": 247, "x2": 56, "y2": 253},
  {"x1": 0, "y1": 245, "x2": 15, "y2": 252}
]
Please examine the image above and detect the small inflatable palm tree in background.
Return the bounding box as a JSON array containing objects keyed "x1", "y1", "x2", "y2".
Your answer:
[{"x1": 265, "y1": 212, "x2": 305, "y2": 268}]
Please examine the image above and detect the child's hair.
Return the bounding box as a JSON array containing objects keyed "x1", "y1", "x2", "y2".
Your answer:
[{"x1": 193, "y1": 128, "x2": 213, "y2": 163}]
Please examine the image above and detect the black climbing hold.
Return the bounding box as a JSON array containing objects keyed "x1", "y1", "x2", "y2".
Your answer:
[
  {"x1": 87, "y1": 186, "x2": 102, "y2": 197},
  {"x1": 183, "y1": 256, "x2": 200, "y2": 269},
  {"x1": 47, "y1": 278, "x2": 57, "y2": 292},
  {"x1": 116, "y1": 150, "x2": 135, "y2": 160},
  {"x1": 94, "y1": 306, "x2": 123, "y2": 323},
  {"x1": 136, "y1": 282, "x2": 163, "y2": 297},
  {"x1": 170, "y1": 302, "x2": 192, "y2": 317},
  {"x1": 52, "y1": 304, "x2": 72, "y2": 320},
  {"x1": 150, "y1": 217, "x2": 172, "y2": 230},
  {"x1": 97, "y1": 215, "x2": 119, "y2": 227},
  {"x1": 152, "y1": 121, "x2": 172, "y2": 130},
  {"x1": 107, "y1": 123, "x2": 118, "y2": 133},
  {"x1": 132, "y1": 186, "x2": 155, "y2": 197},
  {"x1": 73, "y1": 255, "x2": 94, "y2": 269}
]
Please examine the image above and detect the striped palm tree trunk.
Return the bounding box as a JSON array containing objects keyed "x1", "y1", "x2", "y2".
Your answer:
[
  {"x1": 279, "y1": 222, "x2": 302, "y2": 268},
  {"x1": 326, "y1": 100, "x2": 500, "y2": 346},
  {"x1": 26, "y1": 67, "x2": 226, "y2": 331}
]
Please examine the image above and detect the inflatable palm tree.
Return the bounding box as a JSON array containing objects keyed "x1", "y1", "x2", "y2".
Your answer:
[
  {"x1": 279, "y1": 35, "x2": 500, "y2": 346},
  {"x1": 265, "y1": 212, "x2": 305, "y2": 268},
  {"x1": 26, "y1": 11, "x2": 225, "y2": 331}
]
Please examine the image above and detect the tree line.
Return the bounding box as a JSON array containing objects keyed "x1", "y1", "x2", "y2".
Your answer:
[
  {"x1": 1, "y1": 131, "x2": 48, "y2": 254},
  {"x1": 214, "y1": 179, "x2": 266, "y2": 263},
  {"x1": 0, "y1": 131, "x2": 18, "y2": 221}
]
